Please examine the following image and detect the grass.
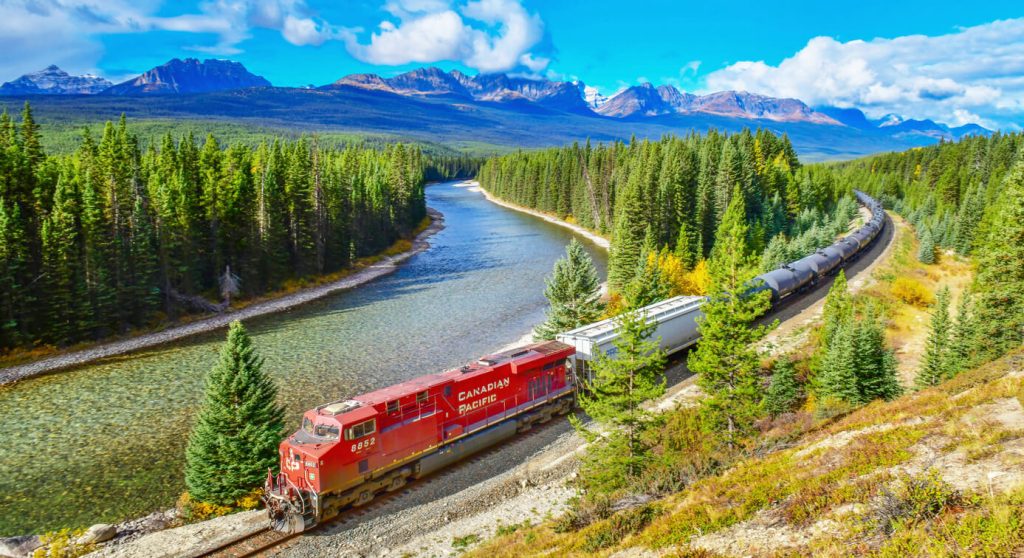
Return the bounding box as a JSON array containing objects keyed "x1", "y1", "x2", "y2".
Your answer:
[{"x1": 466, "y1": 347, "x2": 1024, "y2": 557}]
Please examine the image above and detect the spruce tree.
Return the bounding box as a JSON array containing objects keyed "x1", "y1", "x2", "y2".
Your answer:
[
  {"x1": 534, "y1": 239, "x2": 605, "y2": 340},
  {"x1": 946, "y1": 292, "x2": 975, "y2": 376},
  {"x1": 573, "y1": 309, "x2": 666, "y2": 476},
  {"x1": 917, "y1": 226, "x2": 936, "y2": 264},
  {"x1": 764, "y1": 358, "x2": 802, "y2": 418},
  {"x1": 623, "y1": 250, "x2": 670, "y2": 310},
  {"x1": 916, "y1": 287, "x2": 952, "y2": 388},
  {"x1": 816, "y1": 319, "x2": 860, "y2": 403},
  {"x1": 608, "y1": 173, "x2": 647, "y2": 292},
  {"x1": 185, "y1": 321, "x2": 285, "y2": 505},
  {"x1": 820, "y1": 270, "x2": 851, "y2": 349},
  {"x1": 971, "y1": 161, "x2": 1024, "y2": 361},
  {"x1": 689, "y1": 188, "x2": 772, "y2": 447},
  {"x1": 854, "y1": 308, "x2": 902, "y2": 402}
]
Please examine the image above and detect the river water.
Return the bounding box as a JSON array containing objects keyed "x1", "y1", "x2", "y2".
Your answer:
[{"x1": 0, "y1": 182, "x2": 607, "y2": 536}]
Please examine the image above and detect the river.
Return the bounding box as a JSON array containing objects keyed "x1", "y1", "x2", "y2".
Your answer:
[{"x1": 0, "y1": 181, "x2": 608, "y2": 536}]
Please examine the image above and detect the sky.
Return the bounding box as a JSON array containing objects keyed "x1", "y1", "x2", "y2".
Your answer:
[{"x1": 1, "y1": 0, "x2": 1023, "y2": 128}]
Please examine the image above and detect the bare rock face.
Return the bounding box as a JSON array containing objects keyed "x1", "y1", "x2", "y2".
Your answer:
[
  {"x1": 78, "y1": 523, "x2": 117, "y2": 545},
  {"x1": 103, "y1": 58, "x2": 271, "y2": 95},
  {"x1": 0, "y1": 535, "x2": 42, "y2": 558}
]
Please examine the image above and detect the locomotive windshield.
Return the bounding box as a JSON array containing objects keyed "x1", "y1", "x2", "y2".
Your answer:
[{"x1": 301, "y1": 417, "x2": 340, "y2": 440}]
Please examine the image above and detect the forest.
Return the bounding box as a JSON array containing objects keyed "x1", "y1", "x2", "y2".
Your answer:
[
  {"x1": 0, "y1": 103, "x2": 473, "y2": 351},
  {"x1": 477, "y1": 130, "x2": 847, "y2": 294}
]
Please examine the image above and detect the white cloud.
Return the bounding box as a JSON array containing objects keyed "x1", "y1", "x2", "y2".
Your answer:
[
  {"x1": 0, "y1": 0, "x2": 341, "y2": 79},
  {"x1": 702, "y1": 18, "x2": 1024, "y2": 128},
  {"x1": 344, "y1": 0, "x2": 546, "y2": 74}
]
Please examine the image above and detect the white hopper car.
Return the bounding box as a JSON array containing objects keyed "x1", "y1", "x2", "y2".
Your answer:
[{"x1": 556, "y1": 295, "x2": 705, "y2": 379}]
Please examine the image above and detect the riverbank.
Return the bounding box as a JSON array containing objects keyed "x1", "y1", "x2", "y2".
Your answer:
[
  {"x1": 462, "y1": 181, "x2": 610, "y2": 251},
  {"x1": 0, "y1": 209, "x2": 445, "y2": 387}
]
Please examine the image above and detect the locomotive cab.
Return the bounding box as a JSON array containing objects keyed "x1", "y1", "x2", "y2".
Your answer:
[{"x1": 265, "y1": 401, "x2": 381, "y2": 533}]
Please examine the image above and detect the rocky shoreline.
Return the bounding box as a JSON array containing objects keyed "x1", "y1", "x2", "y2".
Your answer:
[{"x1": 0, "y1": 208, "x2": 445, "y2": 387}]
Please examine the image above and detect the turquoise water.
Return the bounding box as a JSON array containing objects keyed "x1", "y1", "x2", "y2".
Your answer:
[{"x1": 0, "y1": 182, "x2": 607, "y2": 535}]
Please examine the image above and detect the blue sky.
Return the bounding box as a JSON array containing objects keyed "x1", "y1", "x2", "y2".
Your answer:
[{"x1": 2, "y1": 1, "x2": 1023, "y2": 128}]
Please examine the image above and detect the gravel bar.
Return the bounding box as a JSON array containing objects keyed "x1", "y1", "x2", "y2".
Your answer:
[{"x1": 0, "y1": 208, "x2": 445, "y2": 387}]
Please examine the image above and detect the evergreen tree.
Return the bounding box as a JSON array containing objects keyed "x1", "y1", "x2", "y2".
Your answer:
[
  {"x1": 534, "y1": 239, "x2": 605, "y2": 340},
  {"x1": 688, "y1": 188, "x2": 772, "y2": 447},
  {"x1": 946, "y1": 292, "x2": 975, "y2": 376},
  {"x1": 916, "y1": 225, "x2": 936, "y2": 264},
  {"x1": 971, "y1": 161, "x2": 1024, "y2": 361},
  {"x1": 764, "y1": 358, "x2": 802, "y2": 418},
  {"x1": 608, "y1": 173, "x2": 647, "y2": 291},
  {"x1": 816, "y1": 319, "x2": 860, "y2": 403},
  {"x1": 623, "y1": 250, "x2": 671, "y2": 310},
  {"x1": 916, "y1": 287, "x2": 952, "y2": 388},
  {"x1": 573, "y1": 309, "x2": 666, "y2": 476},
  {"x1": 820, "y1": 270, "x2": 851, "y2": 349},
  {"x1": 854, "y1": 307, "x2": 902, "y2": 402},
  {"x1": 185, "y1": 321, "x2": 285, "y2": 505}
]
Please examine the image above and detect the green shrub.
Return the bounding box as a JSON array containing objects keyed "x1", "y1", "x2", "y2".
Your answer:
[{"x1": 875, "y1": 470, "x2": 961, "y2": 535}]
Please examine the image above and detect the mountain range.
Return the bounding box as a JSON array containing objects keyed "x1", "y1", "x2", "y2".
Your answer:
[{"x1": 0, "y1": 59, "x2": 993, "y2": 160}]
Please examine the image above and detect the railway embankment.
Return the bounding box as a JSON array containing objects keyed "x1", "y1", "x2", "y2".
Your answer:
[{"x1": 0, "y1": 209, "x2": 445, "y2": 387}]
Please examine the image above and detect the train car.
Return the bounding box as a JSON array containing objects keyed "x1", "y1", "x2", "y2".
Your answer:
[
  {"x1": 265, "y1": 341, "x2": 575, "y2": 533},
  {"x1": 556, "y1": 295, "x2": 705, "y2": 381}
]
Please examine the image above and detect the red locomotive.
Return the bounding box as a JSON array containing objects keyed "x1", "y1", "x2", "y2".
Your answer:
[{"x1": 264, "y1": 340, "x2": 576, "y2": 532}]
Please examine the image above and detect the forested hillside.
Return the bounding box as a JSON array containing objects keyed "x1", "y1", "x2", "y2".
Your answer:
[
  {"x1": 0, "y1": 103, "x2": 447, "y2": 351},
  {"x1": 832, "y1": 132, "x2": 1024, "y2": 362},
  {"x1": 478, "y1": 130, "x2": 846, "y2": 292}
]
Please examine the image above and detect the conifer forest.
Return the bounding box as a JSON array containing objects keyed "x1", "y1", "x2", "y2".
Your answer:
[{"x1": 0, "y1": 104, "x2": 458, "y2": 351}]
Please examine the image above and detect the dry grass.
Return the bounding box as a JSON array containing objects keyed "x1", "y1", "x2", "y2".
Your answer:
[{"x1": 859, "y1": 215, "x2": 974, "y2": 384}]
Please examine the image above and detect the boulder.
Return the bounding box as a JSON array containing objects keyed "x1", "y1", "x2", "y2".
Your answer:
[
  {"x1": 78, "y1": 523, "x2": 117, "y2": 544},
  {"x1": 0, "y1": 535, "x2": 42, "y2": 558}
]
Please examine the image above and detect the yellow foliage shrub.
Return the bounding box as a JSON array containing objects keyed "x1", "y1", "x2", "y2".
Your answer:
[
  {"x1": 891, "y1": 277, "x2": 934, "y2": 308},
  {"x1": 33, "y1": 528, "x2": 94, "y2": 558},
  {"x1": 177, "y1": 492, "x2": 233, "y2": 523},
  {"x1": 651, "y1": 253, "x2": 710, "y2": 296}
]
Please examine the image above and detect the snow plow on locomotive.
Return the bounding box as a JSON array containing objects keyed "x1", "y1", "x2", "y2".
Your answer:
[{"x1": 264, "y1": 341, "x2": 576, "y2": 533}]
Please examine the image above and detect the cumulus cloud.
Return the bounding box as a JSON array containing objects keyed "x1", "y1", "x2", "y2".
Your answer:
[
  {"x1": 344, "y1": 0, "x2": 546, "y2": 74},
  {"x1": 702, "y1": 18, "x2": 1024, "y2": 128}
]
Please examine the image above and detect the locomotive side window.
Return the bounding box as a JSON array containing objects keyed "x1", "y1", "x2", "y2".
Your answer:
[
  {"x1": 417, "y1": 390, "x2": 428, "y2": 404},
  {"x1": 345, "y1": 419, "x2": 376, "y2": 440},
  {"x1": 387, "y1": 400, "x2": 399, "y2": 413}
]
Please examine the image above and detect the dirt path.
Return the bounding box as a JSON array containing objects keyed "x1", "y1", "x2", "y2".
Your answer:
[{"x1": 0, "y1": 209, "x2": 445, "y2": 387}]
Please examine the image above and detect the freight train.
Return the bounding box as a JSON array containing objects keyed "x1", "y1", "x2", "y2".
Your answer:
[{"x1": 264, "y1": 191, "x2": 885, "y2": 533}]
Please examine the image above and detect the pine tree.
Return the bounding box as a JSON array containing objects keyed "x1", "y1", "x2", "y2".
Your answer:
[
  {"x1": 854, "y1": 308, "x2": 902, "y2": 402},
  {"x1": 534, "y1": 239, "x2": 605, "y2": 340},
  {"x1": 623, "y1": 251, "x2": 671, "y2": 310},
  {"x1": 916, "y1": 287, "x2": 952, "y2": 388},
  {"x1": 820, "y1": 270, "x2": 851, "y2": 349},
  {"x1": 689, "y1": 188, "x2": 771, "y2": 447},
  {"x1": 816, "y1": 319, "x2": 860, "y2": 403},
  {"x1": 185, "y1": 321, "x2": 285, "y2": 505},
  {"x1": 764, "y1": 358, "x2": 802, "y2": 418},
  {"x1": 917, "y1": 226, "x2": 936, "y2": 264},
  {"x1": 573, "y1": 309, "x2": 666, "y2": 477},
  {"x1": 608, "y1": 173, "x2": 647, "y2": 292},
  {"x1": 971, "y1": 161, "x2": 1024, "y2": 361},
  {"x1": 946, "y1": 292, "x2": 975, "y2": 376}
]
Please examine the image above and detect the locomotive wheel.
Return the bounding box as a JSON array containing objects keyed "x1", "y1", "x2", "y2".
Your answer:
[
  {"x1": 386, "y1": 475, "x2": 407, "y2": 492},
  {"x1": 354, "y1": 490, "x2": 374, "y2": 507}
]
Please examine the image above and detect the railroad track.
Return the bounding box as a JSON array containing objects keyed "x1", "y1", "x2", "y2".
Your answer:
[{"x1": 190, "y1": 418, "x2": 562, "y2": 557}]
